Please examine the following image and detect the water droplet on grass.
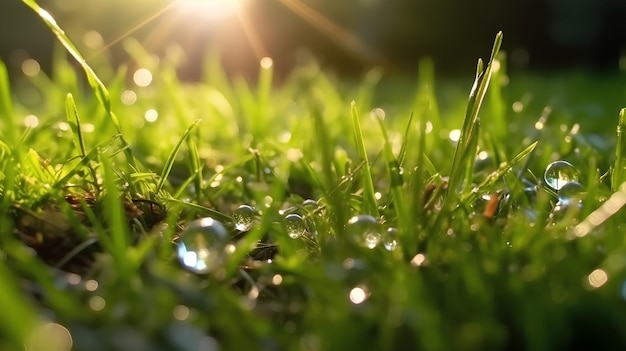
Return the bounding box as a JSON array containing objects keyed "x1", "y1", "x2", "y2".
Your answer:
[
  {"x1": 232, "y1": 205, "x2": 255, "y2": 231},
  {"x1": 285, "y1": 214, "x2": 307, "y2": 239},
  {"x1": 177, "y1": 218, "x2": 229, "y2": 274},
  {"x1": 551, "y1": 198, "x2": 582, "y2": 224},
  {"x1": 347, "y1": 214, "x2": 381, "y2": 249},
  {"x1": 557, "y1": 181, "x2": 584, "y2": 202},
  {"x1": 544, "y1": 160, "x2": 579, "y2": 191},
  {"x1": 302, "y1": 199, "x2": 318, "y2": 209},
  {"x1": 383, "y1": 227, "x2": 398, "y2": 251}
]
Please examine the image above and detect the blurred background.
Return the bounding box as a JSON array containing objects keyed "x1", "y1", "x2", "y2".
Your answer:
[{"x1": 1, "y1": 0, "x2": 625, "y2": 80}]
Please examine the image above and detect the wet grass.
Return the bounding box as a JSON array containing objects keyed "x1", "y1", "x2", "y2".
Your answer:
[{"x1": 2, "y1": 1, "x2": 626, "y2": 350}]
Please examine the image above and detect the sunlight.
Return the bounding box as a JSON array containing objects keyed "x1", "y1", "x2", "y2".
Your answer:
[{"x1": 176, "y1": 0, "x2": 243, "y2": 19}]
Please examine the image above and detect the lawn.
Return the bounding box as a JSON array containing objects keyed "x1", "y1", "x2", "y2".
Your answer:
[{"x1": 2, "y1": 1, "x2": 626, "y2": 350}]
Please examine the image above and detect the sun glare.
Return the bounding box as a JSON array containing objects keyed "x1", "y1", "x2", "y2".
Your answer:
[{"x1": 177, "y1": 0, "x2": 243, "y2": 18}]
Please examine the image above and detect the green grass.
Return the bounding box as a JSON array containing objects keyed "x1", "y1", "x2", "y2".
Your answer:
[{"x1": 2, "y1": 1, "x2": 626, "y2": 350}]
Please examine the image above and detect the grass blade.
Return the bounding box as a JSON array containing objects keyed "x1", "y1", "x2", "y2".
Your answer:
[
  {"x1": 446, "y1": 31, "x2": 503, "y2": 203},
  {"x1": 100, "y1": 152, "x2": 131, "y2": 280},
  {"x1": 21, "y1": 0, "x2": 137, "y2": 168},
  {"x1": 312, "y1": 102, "x2": 347, "y2": 234},
  {"x1": 612, "y1": 108, "x2": 626, "y2": 191},
  {"x1": 155, "y1": 119, "x2": 201, "y2": 194},
  {"x1": 0, "y1": 60, "x2": 15, "y2": 146},
  {"x1": 65, "y1": 93, "x2": 87, "y2": 157},
  {"x1": 53, "y1": 134, "x2": 122, "y2": 189},
  {"x1": 374, "y1": 109, "x2": 407, "y2": 213},
  {"x1": 350, "y1": 101, "x2": 379, "y2": 217}
]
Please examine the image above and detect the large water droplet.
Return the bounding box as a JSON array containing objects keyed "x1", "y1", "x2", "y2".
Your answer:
[
  {"x1": 232, "y1": 205, "x2": 255, "y2": 232},
  {"x1": 177, "y1": 218, "x2": 229, "y2": 274},
  {"x1": 544, "y1": 160, "x2": 579, "y2": 191},
  {"x1": 551, "y1": 197, "x2": 582, "y2": 225},
  {"x1": 285, "y1": 214, "x2": 307, "y2": 239},
  {"x1": 347, "y1": 214, "x2": 381, "y2": 249}
]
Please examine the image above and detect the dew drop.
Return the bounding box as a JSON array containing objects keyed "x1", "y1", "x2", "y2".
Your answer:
[
  {"x1": 177, "y1": 218, "x2": 229, "y2": 274},
  {"x1": 544, "y1": 160, "x2": 579, "y2": 191},
  {"x1": 557, "y1": 181, "x2": 584, "y2": 202},
  {"x1": 284, "y1": 214, "x2": 307, "y2": 239},
  {"x1": 347, "y1": 214, "x2": 381, "y2": 249},
  {"x1": 302, "y1": 199, "x2": 318, "y2": 210},
  {"x1": 232, "y1": 205, "x2": 255, "y2": 232},
  {"x1": 551, "y1": 198, "x2": 582, "y2": 224},
  {"x1": 383, "y1": 227, "x2": 398, "y2": 251}
]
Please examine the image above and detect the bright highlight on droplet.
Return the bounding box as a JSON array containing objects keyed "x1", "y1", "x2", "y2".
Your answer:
[
  {"x1": 133, "y1": 68, "x2": 153, "y2": 87},
  {"x1": 588, "y1": 269, "x2": 608, "y2": 288}
]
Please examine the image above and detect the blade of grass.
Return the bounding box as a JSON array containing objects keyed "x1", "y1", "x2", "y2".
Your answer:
[
  {"x1": 166, "y1": 199, "x2": 231, "y2": 223},
  {"x1": 21, "y1": 0, "x2": 137, "y2": 168},
  {"x1": 312, "y1": 101, "x2": 347, "y2": 235},
  {"x1": 446, "y1": 31, "x2": 503, "y2": 205},
  {"x1": 53, "y1": 134, "x2": 122, "y2": 189},
  {"x1": 0, "y1": 60, "x2": 15, "y2": 146},
  {"x1": 350, "y1": 101, "x2": 379, "y2": 217},
  {"x1": 186, "y1": 131, "x2": 203, "y2": 202},
  {"x1": 100, "y1": 152, "x2": 131, "y2": 280},
  {"x1": 461, "y1": 141, "x2": 538, "y2": 203},
  {"x1": 612, "y1": 108, "x2": 626, "y2": 192},
  {"x1": 65, "y1": 93, "x2": 99, "y2": 190},
  {"x1": 487, "y1": 52, "x2": 507, "y2": 144},
  {"x1": 65, "y1": 93, "x2": 87, "y2": 157},
  {"x1": 374, "y1": 110, "x2": 408, "y2": 224},
  {"x1": 412, "y1": 57, "x2": 440, "y2": 141},
  {"x1": 155, "y1": 119, "x2": 201, "y2": 194},
  {"x1": 0, "y1": 263, "x2": 36, "y2": 348}
]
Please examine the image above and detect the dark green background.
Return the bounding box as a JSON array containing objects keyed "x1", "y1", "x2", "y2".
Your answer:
[{"x1": 1, "y1": 0, "x2": 625, "y2": 78}]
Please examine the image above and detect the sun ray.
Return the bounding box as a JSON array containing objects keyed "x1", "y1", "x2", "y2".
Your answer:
[
  {"x1": 236, "y1": 7, "x2": 269, "y2": 61},
  {"x1": 278, "y1": 0, "x2": 378, "y2": 60},
  {"x1": 90, "y1": 2, "x2": 178, "y2": 60}
]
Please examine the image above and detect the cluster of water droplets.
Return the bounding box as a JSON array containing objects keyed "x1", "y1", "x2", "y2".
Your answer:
[
  {"x1": 176, "y1": 200, "x2": 324, "y2": 273},
  {"x1": 346, "y1": 214, "x2": 398, "y2": 251}
]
